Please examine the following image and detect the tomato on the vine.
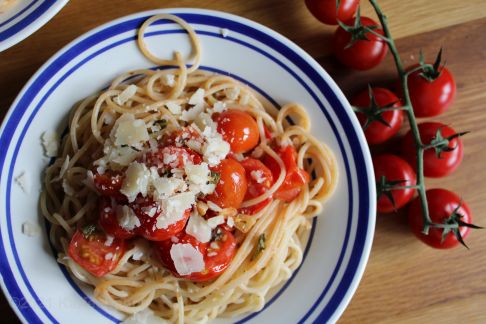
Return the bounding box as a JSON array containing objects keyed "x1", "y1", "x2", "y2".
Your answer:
[
  {"x1": 352, "y1": 87, "x2": 403, "y2": 145},
  {"x1": 408, "y1": 189, "x2": 474, "y2": 249},
  {"x1": 373, "y1": 154, "x2": 416, "y2": 213},
  {"x1": 406, "y1": 64, "x2": 456, "y2": 117},
  {"x1": 305, "y1": 0, "x2": 359, "y2": 25},
  {"x1": 333, "y1": 16, "x2": 388, "y2": 70},
  {"x1": 401, "y1": 122, "x2": 464, "y2": 178}
]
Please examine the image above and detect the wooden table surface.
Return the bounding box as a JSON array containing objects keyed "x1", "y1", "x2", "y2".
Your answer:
[{"x1": 1, "y1": 0, "x2": 485, "y2": 323}]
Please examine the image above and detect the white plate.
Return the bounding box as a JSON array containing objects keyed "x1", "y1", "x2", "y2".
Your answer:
[
  {"x1": 0, "y1": 8, "x2": 375, "y2": 323},
  {"x1": 0, "y1": 0, "x2": 68, "y2": 52}
]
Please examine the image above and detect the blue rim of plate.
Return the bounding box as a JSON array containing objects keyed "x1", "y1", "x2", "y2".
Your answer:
[
  {"x1": 0, "y1": 0, "x2": 67, "y2": 52},
  {"x1": 0, "y1": 9, "x2": 375, "y2": 324}
]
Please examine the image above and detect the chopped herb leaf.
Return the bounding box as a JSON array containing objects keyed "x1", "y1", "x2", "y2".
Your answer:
[
  {"x1": 81, "y1": 224, "x2": 97, "y2": 238},
  {"x1": 252, "y1": 233, "x2": 266, "y2": 260},
  {"x1": 210, "y1": 171, "x2": 221, "y2": 184},
  {"x1": 154, "y1": 119, "x2": 168, "y2": 129},
  {"x1": 212, "y1": 227, "x2": 223, "y2": 241}
]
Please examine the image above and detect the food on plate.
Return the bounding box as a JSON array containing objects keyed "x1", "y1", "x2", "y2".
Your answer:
[
  {"x1": 40, "y1": 14, "x2": 338, "y2": 322},
  {"x1": 0, "y1": 0, "x2": 16, "y2": 13}
]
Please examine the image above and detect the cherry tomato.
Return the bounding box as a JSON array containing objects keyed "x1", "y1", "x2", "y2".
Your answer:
[
  {"x1": 163, "y1": 127, "x2": 201, "y2": 146},
  {"x1": 155, "y1": 227, "x2": 237, "y2": 282},
  {"x1": 143, "y1": 145, "x2": 202, "y2": 169},
  {"x1": 207, "y1": 158, "x2": 247, "y2": 209},
  {"x1": 93, "y1": 170, "x2": 125, "y2": 200},
  {"x1": 216, "y1": 109, "x2": 260, "y2": 154},
  {"x1": 352, "y1": 87, "x2": 403, "y2": 145},
  {"x1": 131, "y1": 196, "x2": 190, "y2": 241},
  {"x1": 263, "y1": 145, "x2": 310, "y2": 202},
  {"x1": 68, "y1": 227, "x2": 126, "y2": 277},
  {"x1": 98, "y1": 197, "x2": 136, "y2": 239},
  {"x1": 333, "y1": 16, "x2": 388, "y2": 70},
  {"x1": 305, "y1": 0, "x2": 359, "y2": 25},
  {"x1": 373, "y1": 154, "x2": 416, "y2": 213},
  {"x1": 408, "y1": 189, "x2": 472, "y2": 249},
  {"x1": 239, "y1": 158, "x2": 274, "y2": 215},
  {"x1": 401, "y1": 122, "x2": 463, "y2": 178},
  {"x1": 406, "y1": 64, "x2": 456, "y2": 117}
]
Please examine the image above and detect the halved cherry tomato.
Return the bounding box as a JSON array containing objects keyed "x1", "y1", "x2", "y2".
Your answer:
[
  {"x1": 93, "y1": 170, "x2": 125, "y2": 200},
  {"x1": 155, "y1": 227, "x2": 237, "y2": 282},
  {"x1": 406, "y1": 64, "x2": 456, "y2": 117},
  {"x1": 352, "y1": 87, "x2": 403, "y2": 145},
  {"x1": 263, "y1": 145, "x2": 310, "y2": 202},
  {"x1": 215, "y1": 109, "x2": 260, "y2": 153},
  {"x1": 239, "y1": 158, "x2": 274, "y2": 215},
  {"x1": 68, "y1": 227, "x2": 126, "y2": 277},
  {"x1": 131, "y1": 196, "x2": 190, "y2": 241},
  {"x1": 99, "y1": 197, "x2": 136, "y2": 239},
  {"x1": 333, "y1": 16, "x2": 388, "y2": 70},
  {"x1": 207, "y1": 158, "x2": 248, "y2": 209},
  {"x1": 408, "y1": 189, "x2": 473, "y2": 249},
  {"x1": 305, "y1": 0, "x2": 359, "y2": 25},
  {"x1": 373, "y1": 154, "x2": 416, "y2": 213},
  {"x1": 143, "y1": 145, "x2": 202, "y2": 169},
  {"x1": 401, "y1": 122, "x2": 464, "y2": 178}
]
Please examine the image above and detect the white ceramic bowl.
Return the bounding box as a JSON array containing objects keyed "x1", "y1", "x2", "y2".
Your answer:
[
  {"x1": 0, "y1": 8, "x2": 375, "y2": 323},
  {"x1": 0, "y1": 0, "x2": 68, "y2": 52}
]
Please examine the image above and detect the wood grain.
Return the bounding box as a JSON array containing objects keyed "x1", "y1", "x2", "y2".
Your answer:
[{"x1": 0, "y1": 1, "x2": 485, "y2": 323}]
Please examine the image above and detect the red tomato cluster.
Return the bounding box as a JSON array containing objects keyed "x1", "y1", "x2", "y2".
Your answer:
[
  {"x1": 306, "y1": 1, "x2": 476, "y2": 249},
  {"x1": 69, "y1": 109, "x2": 310, "y2": 278}
]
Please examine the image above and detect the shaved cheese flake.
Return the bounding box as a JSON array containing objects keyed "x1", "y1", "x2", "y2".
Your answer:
[
  {"x1": 22, "y1": 221, "x2": 41, "y2": 237},
  {"x1": 207, "y1": 215, "x2": 225, "y2": 229},
  {"x1": 156, "y1": 192, "x2": 196, "y2": 229},
  {"x1": 114, "y1": 85, "x2": 137, "y2": 105},
  {"x1": 152, "y1": 177, "x2": 185, "y2": 198},
  {"x1": 225, "y1": 87, "x2": 240, "y2": 100},
  {"x1": 62, "y1": 179, "x2": 75, "y2": 196},
  {"x1": 120, "y1": 162, "x2": 150, "y2": 202},
  {"x1": 105, "y1": 235, "x2": 114, "y2": 247},
  {"x1": 122, "y1": 308, "x2": 162, "y2": 324},
  {"x1": 227, "y1": 216, "x2": 235, "y2": 228},
  {"x1": 180, "y1": 103, "x2": 204, "y2": 122},
  {"x1": 41, "y1": 131, "x2": 59, "y2": 157},
  {"x1": 185, "y1": 163, "x2": 210, "y2": 185},
  {"x1": 213, "y1": 101, "x2": 227, "y2": 113},
  {"x1": 170, "y1": 243, "x2": 205, "y2": 276},
  {"x1": 116, "y1": 205, "x2": 140, "y2": 230},
  {"x1": 250, "y1": 170, "x2": 265, "y2": 184},
  {"x1": 207, "y1": 200, "x2": 223, "y2": 212},
  {"x1": 112, "y1": 113, "x2": 149, "y2": 146},
  {"x1": 166, "y1": 102, "x2": 182, "y2": 115},
  {"x1": 202, "y1": 134, "x2": 230, "y2": 166},
  {"x1": 188, "y1": 88, "x2": 205, "y2": 105},
  {"x1": 15, "y1": 171, "x2": 30, "y2": 194},
  {"x1": 185, "y1": 213, "x2": 212, "y2": 243},
  {"x1": 163, "y1": 74, "x2": 176, "y2": 87},
  {"x1": 220, "y1": 28, "x2": 230, "y2": 37}
]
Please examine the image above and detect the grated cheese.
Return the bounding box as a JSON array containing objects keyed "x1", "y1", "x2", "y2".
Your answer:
[
  {"x1": 188, "y1": 88, "x2": 205, "y2": 105},
  {"x1": 22, "y1": 221, "x2": 41, "y2": 237},
  {"x1": 112, "y1": 113, "x2": 149, "y2": 147},
  {"x1": 155, "y1": 192, "x2": 195, "y2": 229},
  {"x1": 114, "y1": 85, "x2": 137, "y2": 105},
  {"x1": 41, "y1": 131, "x2": 59, "y2": 157},
  {"x1": 170, "y1": 243, "x2": 205, "y2": 276},
  {"x1": 163, "y1": 74, "x2": 176, "y2": 87},
  {"x1": 250, "y1": 170, "x2": 265, "y2": 184},
  {"x1": 185, "y1": 212, "x2": 212, "y2": 243},
  {"x1": 116, "y1": 205, "x2": 140, "y2": 230},
  {"x1": 166, "y1": 102, "x2": 182, "y2": 114},
  {"x1": 120, "y1": 162, "x2": 150, "y2": 202}
]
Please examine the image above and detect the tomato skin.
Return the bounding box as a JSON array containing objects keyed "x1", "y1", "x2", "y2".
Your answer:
[
  {"x1": 373, "y1": 154, "x2": 416, "y2": 213},
  {"x1": 408, "y1": 189, "x2": 472, "y2": 249},
  {"x1": 238, "y1": 158, "x2": 274, "y2": 215},
  {"x1": 263, "y1": 145, "x2": 310, "y2": 203},
  {"x1": 207, "y1": 158, "x2": 248, "y2": 209},
  {"x1": 352, "y1": 88, "x2": 403, "y2": 145},
  {"x1": 68, "y1": 228, "x2": 126, "y2": 277},
  {"x1": 143, "y1": 145, "x2": 202, "y2": 170},
  {"x1": 401, "y1": 122, "x2": 463, "y2": 178},
  {"x1": 93, "y1": 170, "x2": 125, "y2": 200},
  {"x1": 154, "y1": 227, "x2": 237, "y2": 281},
  {"x1": 216, "y1": 109, "x2": 260, "y2": 154},
  {"x1": 305, "y1": 0, "x2": 359, "y2": 25},
  {"x1": 131, "y1": 196, "x2": 190, "y2": 241},
  {"x1": 333, "y1": 17, "x2": 388, "y2": 70},
  {"x1": 406, "y1": 64, "x2": 456, "y2": 117},
  {"x1": 98, "y1": 197, "x2": 136, "y2": 239}
]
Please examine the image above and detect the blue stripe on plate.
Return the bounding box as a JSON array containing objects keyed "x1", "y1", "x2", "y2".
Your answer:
[
  {"x1": 0, "y1": 11, "x2": 372, "y2": 323},
  {"x1": 0, "y1": 0, "x2": 57, "y2": 43},
  {"x1": 0, "y1": 0, "x2": 39, "y2": 29}
]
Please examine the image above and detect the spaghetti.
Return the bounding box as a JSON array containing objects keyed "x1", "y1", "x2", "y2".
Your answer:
[{"x1": 41, "y1": 14, "x2": 338, "y2": 323}]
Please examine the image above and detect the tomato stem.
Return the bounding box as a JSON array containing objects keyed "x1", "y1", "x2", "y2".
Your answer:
[{"x1": 368, "y1": 0, "x2": 432, "y2": 234}]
